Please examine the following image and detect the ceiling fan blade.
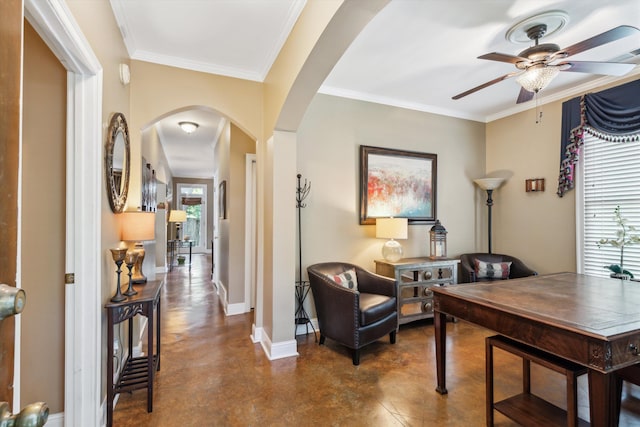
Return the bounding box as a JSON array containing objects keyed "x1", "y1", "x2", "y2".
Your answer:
[
  {"x1": 558, "y1": 25, "x2": 640, "y2": 59},
  {"x1": 558, "y1": 61, "x2": 636, "y2": 76},
  {"x1": 452, "y1": 72, "x2": 521, "y2": 100},
  {"x1": 479, "y1": 52, "x2": 529, "y2": 64},
  {"x1": 516, "y1": 87, "x2": 535, "y2": 104}
]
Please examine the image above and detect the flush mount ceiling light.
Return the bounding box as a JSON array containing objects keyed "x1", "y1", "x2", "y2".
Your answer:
[{"x1": 178, "y1": 121, "x2": 199, "y2": 134}]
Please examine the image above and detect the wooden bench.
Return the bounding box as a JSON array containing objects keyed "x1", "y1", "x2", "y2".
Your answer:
[{"x1": 485, "y1": 335, "x2": 589, "y2": 427}]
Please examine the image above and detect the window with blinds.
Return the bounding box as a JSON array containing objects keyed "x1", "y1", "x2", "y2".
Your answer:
[{"x1": 580, "y1": 132, "x2": 640, "y2": 278}]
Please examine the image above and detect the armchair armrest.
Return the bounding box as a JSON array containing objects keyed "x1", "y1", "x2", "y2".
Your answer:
[
  {"x1": 354, "y1": 266, "x2": 396, "y2": 297},
  {"x1": 509, "y1": 258, "x2": 538, "y2": 279}
]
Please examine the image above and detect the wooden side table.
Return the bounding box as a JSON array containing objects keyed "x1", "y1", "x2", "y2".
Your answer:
[
  {"x1": 375, "y1": 257, "x2": 459, "y2": 325},
  {"x1": 105, "y1": 279, "x2": 163, "y2": 427}
]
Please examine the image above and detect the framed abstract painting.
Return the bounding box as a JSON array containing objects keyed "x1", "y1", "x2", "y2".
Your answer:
[{"x1": 359, "y1": 145, "x2": 437, "y2": 225}]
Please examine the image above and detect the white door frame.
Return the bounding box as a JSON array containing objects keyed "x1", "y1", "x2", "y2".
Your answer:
[
  {"x1": 25, "y1": 1, "x2": 103, "y2": 425},
  {"x1": 176, "y1": 183, "x2": 207, "y2": 253},
  {"x1": 244, "y1": 154, "x2": 257, "y2": 311}
]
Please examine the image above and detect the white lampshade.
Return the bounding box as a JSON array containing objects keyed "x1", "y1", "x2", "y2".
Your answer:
[
  {"x1": 376, "y1": 218, "x2": 408, "y2": 262},
  {"x1": 376, "y1": 217, "x2": 408, "y2": 239},
  {"x1": 168, "y1": 210, "x2": 187, "y2": 223},
  {"x1": 474, "y1": 178, "x2": 505, "y2": 191},
  {"x1": 121, "y1": 211, "x2": 156, "y2": 242}
]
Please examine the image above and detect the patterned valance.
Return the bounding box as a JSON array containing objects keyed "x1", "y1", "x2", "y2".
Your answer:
[{"x1": 557, "y1": 79, "x2": 640, "y2": 197}]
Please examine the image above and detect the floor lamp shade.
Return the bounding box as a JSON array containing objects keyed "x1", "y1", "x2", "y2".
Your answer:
[
  {"x1": 376, "y1": 217, "x2": 408, "y2": 262},
  {"x1": 121, "y1": 211, "x2": 156, "y2": 283}
]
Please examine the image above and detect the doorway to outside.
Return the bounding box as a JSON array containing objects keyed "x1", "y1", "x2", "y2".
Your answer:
[{"x1": 177, "y1": 183, "x2": 207, "y2": 253}]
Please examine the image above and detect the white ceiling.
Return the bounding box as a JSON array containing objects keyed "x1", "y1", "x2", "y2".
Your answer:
[{"x1": 110, "y1": 0, "x2": 640, "y2": 179}]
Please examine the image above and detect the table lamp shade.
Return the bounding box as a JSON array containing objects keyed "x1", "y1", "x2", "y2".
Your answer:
[
  {"x1": 168, "y1": 210, "x2": 187, "y2": 223},
  {"x1": 121, "y1": 211, "x2": 155, "y2": 241},
  {"x1": 376, "y1": 217, "x2": 408, "y2": 262},
  {"x1": 376, "y1": 217, "x2": 408, "y2": 239}
]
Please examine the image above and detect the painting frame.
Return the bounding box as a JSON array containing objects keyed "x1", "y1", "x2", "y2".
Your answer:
[
  {"x1": 218, "y1": 180, "x2": 227, "y2": 219},
  {"x1": 218, "y1": 181, "x2": 227, "y2": 219},
  {"x1": 359, "y1": 145, "x2": 437, "y2": 225}
]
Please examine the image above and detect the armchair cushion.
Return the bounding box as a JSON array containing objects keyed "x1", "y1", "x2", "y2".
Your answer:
[
  {"x1": 326, "y1": 268, "x2": 358, "y2": 290},
  {"x1": 359, "y1": 293, "x2": 396, "y2": 326},
  {"x1": 474, "y1": 259, "x2": 512, "y2": 280}
]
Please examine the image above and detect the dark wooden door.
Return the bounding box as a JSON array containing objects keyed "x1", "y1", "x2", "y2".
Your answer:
[{"x1": 0, "y1": 0, "x2": 23, "y2": 404}]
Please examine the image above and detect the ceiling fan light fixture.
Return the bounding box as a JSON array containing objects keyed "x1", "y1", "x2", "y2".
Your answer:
[
  {"x1": 516, "y1": 64, "x2": 560, "y2": 93},
  {"x1": 178, "y1": 121, "x2": 199, "y2": 134}
]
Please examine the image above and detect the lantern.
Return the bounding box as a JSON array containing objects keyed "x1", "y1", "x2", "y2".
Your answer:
[{"x1": 429, "y1": 220, "x2": 447, "y2": 259}]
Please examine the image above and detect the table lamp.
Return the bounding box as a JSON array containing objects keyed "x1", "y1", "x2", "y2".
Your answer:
[
  {"x1": 168, "y1": 209, "x2": 187, "y2": 240},
  {"x1": 474, "y1": 177, "x2": 506, "y2": 254},
  {"x1": 121, "y1": 211, "x2": 155, "y2": 283},
  {"x1": 376, "y1": 217, "x2": 408, "y2": 262}
]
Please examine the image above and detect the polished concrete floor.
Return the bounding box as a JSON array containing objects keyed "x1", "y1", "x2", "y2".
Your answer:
[{"x1": 113, "y1": 254, "x2": 640, "y2": 426}]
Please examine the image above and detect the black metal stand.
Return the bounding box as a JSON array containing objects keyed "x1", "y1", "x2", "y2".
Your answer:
[
  {"x1": 484, "y1": 189, "x2": 494, "y2": 254},
  {"x1": 295, "y1": 174, "x2": 316, "y2": 340}
]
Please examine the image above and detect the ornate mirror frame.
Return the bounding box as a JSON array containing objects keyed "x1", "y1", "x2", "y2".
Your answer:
[{"x1": 105, "y1": 112, "x2": 131, "y2": 213}]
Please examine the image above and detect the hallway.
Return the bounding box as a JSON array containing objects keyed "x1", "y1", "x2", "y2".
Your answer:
[{"x1": 113, "y1": 253, "x2": 640, "y2": 426}]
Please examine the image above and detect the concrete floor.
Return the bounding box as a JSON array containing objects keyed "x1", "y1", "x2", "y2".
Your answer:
[{"x1": 112, "y1": 254, "x2": 640, "y2": 426}]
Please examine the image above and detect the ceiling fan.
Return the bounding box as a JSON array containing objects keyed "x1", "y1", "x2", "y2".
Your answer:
[{"x1": 453, "y1": 23, "x2": 639, "y2": 104}]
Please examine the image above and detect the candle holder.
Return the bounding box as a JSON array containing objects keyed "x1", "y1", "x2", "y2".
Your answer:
[
  {"x1": 124, "y1": 251, "x2": 139, "y2": 296},
  {"x1": 109, "y1": 248, "x2": 128, "y2": 302}
]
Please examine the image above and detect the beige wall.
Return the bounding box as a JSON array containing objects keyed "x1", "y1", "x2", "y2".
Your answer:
[
  {"x1": 21, "y1": 20, "x2": 66, "y2": 413},
  {"x1": 485, "y1": 75, "x2": 640, "y2": 275},
  {"x1": 486, "y1": 103, "x2": 576, "y2": 274},
  {"x1": 297, "y1": 94, "x2": 486, "y2": 273}
]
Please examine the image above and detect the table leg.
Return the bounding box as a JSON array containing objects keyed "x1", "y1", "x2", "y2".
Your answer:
[
  {"x1": 107, "y1": 311, "x2": 114, "y2": 427},
  {"x1": 588, "y1": 369, "x2": 620, "y2": 427},
  {"x1": 435, "y1": 310, "x2": 448, "y2": 394},
  {"x1": 147, "y1": 311, "x2": 154, "y2": 413},
  {"x1": 156, "y1": 299, "x2": 161, "y2": 371}
]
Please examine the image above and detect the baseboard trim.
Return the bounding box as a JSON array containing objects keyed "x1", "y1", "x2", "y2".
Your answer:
[
  {"x1": 250, "y1": 324, "x2": 263, "y2": 343},
  {"x1": 295, "y1": 318, "x2": 318, "y2": 337},
  {"x1": 44, "y1": 411, "x2": 63, "y2": 427},
  {"x1": 260, "y1": 330, "x2": 298, "y2": 360}
]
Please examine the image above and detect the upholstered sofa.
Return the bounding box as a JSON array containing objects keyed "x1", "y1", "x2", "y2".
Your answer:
[{"x1": 307, "y1": 262, "x2": 398, "y2": 365}]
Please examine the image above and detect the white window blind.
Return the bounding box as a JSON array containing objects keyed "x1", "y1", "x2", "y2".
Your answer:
[{"x1": 581, "y1": 132, "x2": 640, "y2": 278}]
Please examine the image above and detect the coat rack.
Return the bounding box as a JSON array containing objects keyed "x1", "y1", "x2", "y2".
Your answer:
[{"x1": 295, "y1": 174, "x2": 316, "y2": 340}]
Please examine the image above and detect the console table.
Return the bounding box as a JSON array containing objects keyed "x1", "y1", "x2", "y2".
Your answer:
[
  {"x1": 375, "y1": 257, "x2": 459, "y2": 325},
  {"x1": 167, "y1": 239, "x2": 193, "y2": 271},
  {"x1": 105, "y1": 279, "x2": 163, "y2": 427}
]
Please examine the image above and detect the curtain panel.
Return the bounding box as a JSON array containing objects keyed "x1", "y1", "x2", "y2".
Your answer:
[{"x1": 557, "y1": 78, "x2": 640, "y2": 197}]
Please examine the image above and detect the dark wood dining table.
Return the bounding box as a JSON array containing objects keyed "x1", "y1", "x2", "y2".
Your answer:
[{"x1": 432, "y1": 272, "x2": 640, "y2": 427}]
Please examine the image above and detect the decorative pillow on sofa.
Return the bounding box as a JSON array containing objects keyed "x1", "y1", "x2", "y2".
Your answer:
[
  {"x1": 474, "y1": 259, "x2": 512, "y2": 280},
  {"x1": 326, "y1": 269, "x2": 358, "y2": 290}
]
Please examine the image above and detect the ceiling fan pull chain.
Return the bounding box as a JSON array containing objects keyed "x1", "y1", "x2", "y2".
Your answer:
[{"x1": 535, "y1": 92, "x2": 543, "y2": 124}]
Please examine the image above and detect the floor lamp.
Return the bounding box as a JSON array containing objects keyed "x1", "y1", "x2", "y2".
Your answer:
[{"x1": 474, "y1": 178, "x2": 505, "y2": 254}]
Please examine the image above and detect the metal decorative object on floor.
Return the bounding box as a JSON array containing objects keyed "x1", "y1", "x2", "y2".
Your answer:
[{"x1": 295, "y1": 174, "x2": 317, "y2": 340}]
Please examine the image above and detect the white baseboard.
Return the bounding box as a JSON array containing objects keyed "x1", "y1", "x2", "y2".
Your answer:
[
  {"x1": 45, "y1": 411, "x2": 63, "y2": 427},
  {"x1": 259, "y1": 330, "x2": 298, "y2": 360},
  {"x1": 250, "y1": 324, "x2": 263, "y2": 343},
  {"x1": 295, "y1": 318, "x2": 319, "y2": 337}
]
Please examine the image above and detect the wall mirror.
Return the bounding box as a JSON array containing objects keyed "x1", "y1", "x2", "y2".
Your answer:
[{"x1": 105, "y1": 112, "x2": 131, "y2": 213}]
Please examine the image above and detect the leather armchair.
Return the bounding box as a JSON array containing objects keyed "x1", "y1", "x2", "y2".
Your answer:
[
  {"x1": 307, "y1": 262, "x2": 398, "y2": 365},
  {"x1": 459, "y1": 253, "x2": 537, "y2": 283}
]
